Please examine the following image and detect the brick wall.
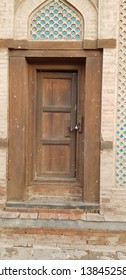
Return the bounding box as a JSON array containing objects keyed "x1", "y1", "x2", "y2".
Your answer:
[
  {"x1": 0, "y1": 49, "x2": 8, "y2": 206},
  {"x1": 98, "y1": 0, "x2": 118, "y2": 39},
  {"x1": 0, "y1": 0, "x2": 126, "y2": 222},
  {"x1": 0, "y1": 49, "x2": 8, "y2": 139},
  {"x1": 0, "y1": 222, "x2": 126, "y2": 259},
  {"x1": 0, "y1": 0, "x2": 14, "y2": 38}
]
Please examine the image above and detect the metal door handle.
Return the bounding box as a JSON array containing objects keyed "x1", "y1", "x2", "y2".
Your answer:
[
  {"x1": 64, "y1": 117, "x2": 83, "y2": 137},
  {"x1": 70, "y1": 124, "x2": 80, "y2": 132},
  {"x1": 70, "y1": 117, "x2": 83, "y2": 133}
]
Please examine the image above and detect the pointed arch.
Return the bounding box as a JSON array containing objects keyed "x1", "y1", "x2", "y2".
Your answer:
[
  {"x1": 14, "y1": 0, "x2": 98, "y2": 40},
  {"x1": 89, "y1": 0, "x2": 98, "y2": 12},
  {"x1": 29, "y1": 0, "x2": 84, "y2": 41}
]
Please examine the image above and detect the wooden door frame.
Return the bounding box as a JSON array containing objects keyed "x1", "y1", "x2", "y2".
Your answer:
[
  {"x1": 27, "y1": 62, "x2": 84, "y2": 186},
  {"x1": 27, "y1": 67, "x2": 80, "y2": 183},
  {"x1": 8, "y1": 48, "x2": 102, "y2": 206}
]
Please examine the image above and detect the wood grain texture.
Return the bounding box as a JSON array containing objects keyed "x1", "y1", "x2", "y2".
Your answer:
[
  {"x1": 35, "y1": 72, "x2": 77, "y2": 179},
  {"x1": 84, "y1": 56, "x2": 102, "y2": 203},
  {"x1": 0, "y1": 39, "x2": 116, "y2": 49},
  {"x1": 8, "y1": 57, "x2": 28, "y2": 200},
  {"x1": 8, "y1": 53, "x2": 102, "y2": 206}
]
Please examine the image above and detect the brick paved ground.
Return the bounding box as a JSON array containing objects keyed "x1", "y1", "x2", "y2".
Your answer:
[{"x1": 0, "y1": 219, "x2": 126, "y2": 260}]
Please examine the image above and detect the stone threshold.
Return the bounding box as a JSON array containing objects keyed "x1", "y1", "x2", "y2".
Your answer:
[
  {"x1": 6, "y1": 201, "x2": 99, "y2": 211},
  {"x1": 0, "y1": 218, "x2": 126, "y2": 231}
]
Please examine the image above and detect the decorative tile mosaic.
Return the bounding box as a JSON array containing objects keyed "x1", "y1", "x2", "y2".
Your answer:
[
  {"x1": 116, "y1": 0, "x2": 126, "y2": 186},
  {"x1": 29, "y1": 0, "x2": 83, "y2": 40}
]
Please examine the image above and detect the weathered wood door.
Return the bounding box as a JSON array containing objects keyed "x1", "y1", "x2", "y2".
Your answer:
[
  {"x1": 27, "y1": 66, "x2": 84, "y2": 199},
  {"x1": 8, "y1": 53, "x2": 102, "y2": 205},
  {"x1": 36, "y1": 72, "x2": 77, "y2": 179}
]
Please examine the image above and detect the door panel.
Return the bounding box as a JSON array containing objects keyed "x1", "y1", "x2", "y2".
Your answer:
[
  {"x1": 41, "y1": 145, "x2": 70, "y2": 174},
  {"x1": 42, "y1": 112, "x2": 71, "y2": 140},
  {"x1": 42, "y1": 78, "x2": 71, "y2": 106}
]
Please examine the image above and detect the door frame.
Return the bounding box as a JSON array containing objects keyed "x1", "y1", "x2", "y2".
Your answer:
[
  {"x1": 8, "y1": 48, "x2": 102, "y2": 206},
  {"x1": 27, "y1": 62, "x2": 84, "y2": 188},
  {"x1": 28, "y1": 68, "x2": 79, "y2": 182}
]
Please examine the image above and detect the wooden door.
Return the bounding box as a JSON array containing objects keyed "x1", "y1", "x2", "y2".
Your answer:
[
  {"x1": 36, "y1": 72, "x2": 77, "y2": 179},
  {"x1": 27, "y1": 67, "x2": 84, "y2": 198},
  {"x1": 8, "y1": 53, "x2": 102, "y2": 205}
]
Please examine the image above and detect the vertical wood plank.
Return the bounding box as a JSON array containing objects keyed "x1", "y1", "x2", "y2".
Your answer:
[
  {"x1": 84, "y1": 56, "x2": 102, "y2": 203},
  {"x1": 8, "y1": 57, "x2": 28, "y2": 200},
  {"x1": 76, "y1": 65, "x2": 85, "y2": 186}
]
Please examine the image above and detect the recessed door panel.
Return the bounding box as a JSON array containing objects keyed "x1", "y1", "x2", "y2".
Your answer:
[
  {"x1": 42, "y1": 78, "x2": 71, "y2": 106},
  {"x1": 41, "y1": 145, "x2": 70, "y2": 174}
]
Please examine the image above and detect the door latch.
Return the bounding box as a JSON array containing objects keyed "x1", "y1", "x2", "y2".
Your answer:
[
  {"x1": 70, "y1": 117, "x2": 83, "y2": 133},
  {"x1": 64, "y1": 117, "x2": 83, "y2": 137},
  {"x1": 70, "y1": 124, "x2": 80, "y2": 132}
]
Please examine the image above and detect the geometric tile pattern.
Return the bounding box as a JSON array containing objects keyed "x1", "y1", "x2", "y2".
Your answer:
[
  {"x1": 116, "y1": 0, "x2": 126, "y2": 186},
  {"x1": 29, "y1": 0, "x2": 83, "y2": 40}
]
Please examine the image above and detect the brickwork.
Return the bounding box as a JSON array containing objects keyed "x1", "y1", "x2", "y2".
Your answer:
[
  {"x1": 1, "y1": 207, "x2": 126, "y2": 222},
  {"x1": 0, "y1": 222, "x2": 126, "y2": 259},
  {"x1": 0, "y1": 48, "x2": 8, "y2": 206},
  {"x1": 0, "y1": 0, "x2": 125, "y2": 225},
  {"x1": 98, "y1": 0, "x2": 118, "y2": 39},
  {"x1": 0, "y1": 49, "x2": 8, "y2": 139},
  {"x1": 0, "y1": 1, "x2": 14, "y2": 38},
  {"x1": 100, "y1": 48, "x2": 117, "y2": 216}
]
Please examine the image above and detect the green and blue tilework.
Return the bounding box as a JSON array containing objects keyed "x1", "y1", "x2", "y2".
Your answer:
[
  {"x1": 116, "y1": 1, "x2": 126, "y2": 187},
  {"x1": 30, "y1": 0, "x2": 83, "y2": 40}
]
